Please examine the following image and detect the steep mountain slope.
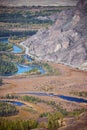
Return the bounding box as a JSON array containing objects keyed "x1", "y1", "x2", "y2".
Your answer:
[{"x1": 24, "y1": 0, "x2": 87, "y2": 68}]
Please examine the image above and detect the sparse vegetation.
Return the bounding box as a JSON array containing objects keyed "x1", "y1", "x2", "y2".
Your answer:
[
  {"x1": 1, "y1": 53, "x2": 25, "y2": 64},
  {"x1": 43, "y1": 63, "x2": 53, "y2": 74},
  {"x1": 21, "y1": 95, "x2": 42, "y2": 103},
  {"x1": 0, "y1": 94, "x2": 87, "y2": 130},
  {"x1": 0, "y1": 6, "x2": 72, "y2": 38},
  {"x1": 0, "y1": 2, "x2": 87, "y2": 130},
  {"x1": 20, "y1": 95, "x2": 68, "y2": 116},
  {"x1": 40, "y1": 112, "x2": 50, "y2": 117},
  {"x1": 0, "y1": 42, "x2": 13, "y2": 51},
  {"x1": 42, "y1": 63, "x2": 60, "y2": 75},
  {"x1": 26, "y1": 68, "x2": 41, "y2": 75},
  {"x1": 21, "y1": 95, "x2": 86, "y2": 118},
  {"x1": 0, "y1": 102, "x2": 18, "y2": 116},
  {"x1": 48, "y1": 112, "x2": 64, "y2": 129},
  {"x1": 0, "y1": 78, "x2": 3, "y2": 86},
  {"x1": 0, "y1": 12, "x2": 53, "y2": 24},
  {"x1": 0, "y1": 58, "x2": 18, "y2": 75},
  {"x1": 71, "y1": 91, "x2": 87, "y2": 98},
  {"x1": 5, "y1": 94, "x2": 19, "y2": 99},
  {"x1": 0, "y1": 29, "x2": 37, "y2": 37},
  {"x1": 68, "y1": 109, "x2": 86, "y2": 119},
  {"x1": 0, "y1": 6, "x2": 57, "y2": 38},
  {"x1": 0, "y1": 119, "x2": 38, "y2": 130}
]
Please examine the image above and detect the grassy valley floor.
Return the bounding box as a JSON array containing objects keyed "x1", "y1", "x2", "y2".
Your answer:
[
  {"x1": 0, "y1": 62, "x2": 87, "y2": 129},
  {"x1": 0, "y1": 4, "x2": 87, "y2": 130},
  {"x1": 0, "y1": 64, "x2": 87, "y2": 107}
]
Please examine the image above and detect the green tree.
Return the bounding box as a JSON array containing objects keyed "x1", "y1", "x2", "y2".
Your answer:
[
  {"x1": 48, "y1": 112, "x2": 63, "y2": 130},
  {"x1": 0, "y1": 78, "x2": 3, "y2": 85}
]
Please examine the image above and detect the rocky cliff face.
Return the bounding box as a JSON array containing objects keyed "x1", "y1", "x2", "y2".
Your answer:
[{"x1": 24, "y1": 0, "x2": 87, "y2": 68}]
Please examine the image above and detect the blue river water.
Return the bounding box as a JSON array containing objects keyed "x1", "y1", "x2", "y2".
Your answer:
[
  {"x1": 1, "y1": 93, "x2": 87, "y2": 106},
  {"x1": 58, "y1": 95, "x2": 87, "y2": 103},
  {"x1": 23, "y1": 55, "x2": 33, "y2": 62},
  {"x1": 0, "y1": 100, "x2": 25, "y2": 106},
  {"x1": 0, "y1": 37, "x2": 8, "y2": 43},
  {"x1": 18, "y1": 92, "x2": 87, "y2": 104},
  {"x1": 13, "y1": 45, "x2": 22, "y2": 53},
  {"x1": 16, "y1": 64, "x2": 45, "y2": 74},
  {"x1": 0, "y1": 37, "x2": 45, "y2": 75},
  {"x1": 0, "y1": 37, "x2": 22, "y2": 53}
]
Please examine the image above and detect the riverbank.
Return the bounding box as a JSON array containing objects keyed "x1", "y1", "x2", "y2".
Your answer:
[
  {"x1": 20, "y1": 41, "x2": 40, "y2": 61},
  {"x1": 9, "y1": 38, "x2": 26, "y2": 54},
  {"x1": 1, "y1": 62, "x2": 87, "y2": 110},
  {"x1": 0, "y1": 37, "x2": 46, "y2": 76},
  {"x1": 0, "y1": 61, "x2": 87, "y2": 130}
]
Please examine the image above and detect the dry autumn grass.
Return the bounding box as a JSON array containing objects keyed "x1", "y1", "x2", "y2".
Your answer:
[
  {"x1": 0, "y1": 62, "x2": 87, "y2": 129},
  {"x1": 1, "y1": 62, "x2": 87, "y2": 110}
]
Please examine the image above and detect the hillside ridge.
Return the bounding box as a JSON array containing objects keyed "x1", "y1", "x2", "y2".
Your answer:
[
  {"x1": 0, "y1": 0, "x2": 77, "y2": 6},
  {"x1": 23, "y1": 0, "x2": 87, "y2": 69}
]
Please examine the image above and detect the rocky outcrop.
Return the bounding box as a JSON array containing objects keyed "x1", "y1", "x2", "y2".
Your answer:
[{"x1": 24, "y1": 0, "x2": 87, "y2": 68}]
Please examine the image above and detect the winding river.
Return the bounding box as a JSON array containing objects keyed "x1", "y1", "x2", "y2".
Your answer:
[
  {"x1": 1, "y1": 38, "x2": 87, "y2": 104},
  {"x1": 0, "y1": 37, "x2": 45, "y2": 75},
  {"x1": 1, "y1": 92, "x2": 87, "y2": 107},
  {"x1": 18, "y1": 92, "x2": 87, "y2": 104}
]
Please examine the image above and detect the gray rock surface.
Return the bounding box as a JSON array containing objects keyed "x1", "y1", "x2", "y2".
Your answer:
[{"x1": 24, "y1": 0, "x2": 87, "y2": 67}]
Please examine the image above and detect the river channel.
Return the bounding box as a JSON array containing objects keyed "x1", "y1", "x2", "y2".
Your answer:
[
  {"x1": 18, "y1": 92, "x2": 87, "y2": 104},
  {"x1": 0, "y1": 100, "x2": 25, "y2": 106},
  {"x1": 0, "y1": 37, "x2": 45, "y2": 76}
]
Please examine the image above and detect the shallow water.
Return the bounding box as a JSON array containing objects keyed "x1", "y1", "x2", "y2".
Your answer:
[
  {"x1": 58, "y1": 95, "x2": 87, "y2": 103},
  {"x1": 12, "y1": 45, "x2": 22, "y2": 53},
  {"x1": 0, "y1": 37, "x2": 45, "y2": 75},
  {"x1": 0, "y1": 100, "x2": 25, "y2": 106},
  {"x1": 23, "y1": 55, "x2": 33, "y2": 62},
  {"x1": 0, "y1": 37, "x2": 8, "y2": 43},
  {"x1": 18, "y1": 92, "x2": 87, "y2": 104},
  {"x1": 0, "y1": 37, "x2": 22, "y2": 53},
  {"x1": 16, "y1": 64, "x2": 45, "y2": 74}
]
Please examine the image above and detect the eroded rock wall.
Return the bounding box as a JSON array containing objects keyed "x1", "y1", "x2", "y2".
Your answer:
[{"x1": 24, "y1": 0, "x2": 87, "y2": 67}]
